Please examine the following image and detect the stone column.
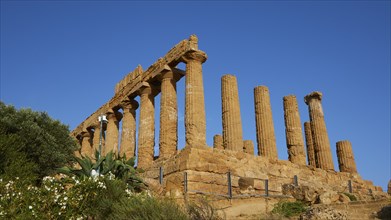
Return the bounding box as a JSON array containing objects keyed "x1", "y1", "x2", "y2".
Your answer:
[
  {"x1": 221, "y1": 74, "x2": 244, "y2": 151},
  {"x1": 213, "y1": 134, "x2": 223, "y2": 150},
  {"x1": 254, "y1": 86, "x2": 278, "y2": 159},
  {"x1": 137, "y1": 84, "x2": 155, "y2": 170},
  {"x1": 80, "y1": 130, "x2": 93, "y2": 158},
  {"x1": 304, "y1": 121, "x2": 316, "y2": 167},
  {"x1": 159, "y1": 71, "x2": 178, "y2": 159},
  {"x1": 336, "y1": 140, "x2": 357, "y2": 173},
  {"x1": 182, "y1": 43, "x2": 207, "y2": 148},
  {"x1": 74, "y1": 135, "x2": 81, "y2": 157},
  {"x1": 119, "y1": 99, "x2": 139, "y2": 159},
  {"x1": 304, "y1": 91, "x2": 334, "y2": 170},
  {"x1": 243, "y1": 140, "x2": 254, "y2": 155},
  {"x1": 104, "y1": 111, "x2": 122, "y2": 156},
  {"x1": 283, "y1": 95, "x2": 306, "y2": 165}
]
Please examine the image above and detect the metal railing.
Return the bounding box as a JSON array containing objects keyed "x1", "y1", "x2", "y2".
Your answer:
[{"x1": 157, "y1": 167, "x2": 356, "y2": 199}]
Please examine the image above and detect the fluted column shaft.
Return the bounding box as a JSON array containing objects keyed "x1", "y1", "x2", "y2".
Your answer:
[
  {"x1": 213, "y1": 134, "x2": 223, "y2": 150},
  {"x1": 243, "y1": 140, "x2": 254, "y2": 155},
  {"x1": 254, "y1": 86, "x2": 278, "y2": 159},
  {"x1": 222, "y1": 74, "x2": 243, "y2": 151},
  {"x1": 304, "y1": 91, "x2": 334, "y2": 170},
  {"x1": 336, "y1": 140, "x2": 357, "y2": 173},
  {"x1": 182, "y1": 51, "x2": 207, "y2": 148},
  {"x1": 159, "y1": 71, "x2": 178, "y2": 158},
  {"x1": 120, "y1": 100, "x2": 138, "y2": 159},
  {"x1": 105, "y1": 111, "x2": 122, "y2": 156},
  {"x1": 137, "y1": 85, "x2": 155, "y2": 169},
  {"x1": 304, "y1": 121, "x2": 316, "y2": 167},
  {"x1": 283, "y1": 95, "x2": 306, "y2": 165},
  {"x1": 80, "y1": 130, "x2": 93, "y2": 158}
]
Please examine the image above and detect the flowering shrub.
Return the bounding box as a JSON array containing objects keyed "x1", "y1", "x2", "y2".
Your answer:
[
  {"x1": 0, "y1": 175, "x2": 133, "y2": 219},
  {"x1": 0, "y1": 175, "x2": 192, "y2": 220}
]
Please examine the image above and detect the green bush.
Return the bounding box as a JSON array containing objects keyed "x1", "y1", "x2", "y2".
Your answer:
[
  {"x1": 343, "y1": 192, "x2": 357, "y2": 201},
  {"x1": 111, "y1": 195, "x2": 189, "y2": 220},
  {"x1": 0, "y1": 176, "x2": 191, "y2": 220},
  {"x1": 271, "y1": 200, "x2": 308, "y2": 217},
  {"x1": 0, "y1": 102, "x2": 78, "y2": 182},
  {"x1": 186, "y1": 197, "x2": 223, "y2": 220},
  {"x1": 0, "y1": 175, "x2": 120, "y2": 219}
]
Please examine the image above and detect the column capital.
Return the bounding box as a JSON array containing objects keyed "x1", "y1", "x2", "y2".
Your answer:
[
  {"x1": 138, "y1": 82, "x2": 153, "y2": 96},
  {"x1": 160, "y1": 71, "x2": 175, "y2": 80},
  {"x1": 80, "y1": 130, "x2": 91, "y2": 138},
  {"x1": 181, "y1": 51, "x2": 207, "y2": 64},
  {"x1": 120, "y1": 99, "x2": 139, "y2": 111},
  {"x1": 107, "y1": 111, "x2": 123, "y2": 121},
  {"x1": 304, "y1": 91, "x2": 323, "y2": 105}
]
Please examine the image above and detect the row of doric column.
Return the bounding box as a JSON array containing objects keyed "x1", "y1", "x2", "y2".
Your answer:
[
  {"x1": 76, "y1": 44, "x2": 208, "y2": 170},
  {"x1": 76, "y1": 32, "x2": 356, "y2": 174},
  {"x1": 213, "y1": 74, "x2": 357, "y2": 174}
]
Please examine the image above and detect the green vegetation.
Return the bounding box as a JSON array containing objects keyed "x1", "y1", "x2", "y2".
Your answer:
[
  {"x1": 0, "y1": 102, "x2": 221, "y2": 219},
  {"x1": 0, "y1": 102, "x2": 78, "y2": 183},
  {"x1": 271, "y1": 200, "x2": 308, "y2": 217},
  {"x1": 343, "y1": 192, "x2": 357, "y2": 201},
  {"x1": 58, "y1": 150, "x2": 145, "y2": 192},
  {"x1": 187, "y1": 196, "x2": 223, "y2": 220},
  {"x1": 0, "y1": 175, "x2": 190, "y2": 219}
]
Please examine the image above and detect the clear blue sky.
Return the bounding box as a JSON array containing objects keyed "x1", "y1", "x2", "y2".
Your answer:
[{"x1": 1, "y1": 1, "x2": 390, "y2": 190}]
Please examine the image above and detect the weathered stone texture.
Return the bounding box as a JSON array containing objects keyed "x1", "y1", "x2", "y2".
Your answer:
[
  {"x1": 336, "y1": 140, "x2": 357, "y2": 173},
  {"x1": 213, "y1": 134, "x2": 224, "y2": 150},
  {"x1": 104, "y1": 111, "x2": 122, "y2": 156},
  {"x1": 143, "y1": 147, "x2": 385, "y2": 203},
  {"x1": 304, "y1": 121, "x2": 316, "y2": 167},
  {"x1": 254, "y1": 86, "x2": 278, "y2": 159},
  {"x1": 221, "y1": 74, "x2": 243, "y2": 151},
  {"x1": 137, "y1": 84, "x2": 155, "y2": 170},
  {"x1": 283, "y1": 95, "x2": 306, "y2": 165},
  {"x1": 304, "y1": 91, "x2": 334, "y2": 170},
  {"x1": 182, "y1": 50, "x2": 207, "y2": 148},
  {"x1": 243, "y1": 140, "x2": 254, "y2": 155},
  {"x1": 80, "y1": 130, "x2": 93, "y2": 158},
  {"x1": 159, "y1": 71, "x2": 178, "y2": 158},
  {"x1": 119, "y1": 99, "x2": 138, "y2": 159}
]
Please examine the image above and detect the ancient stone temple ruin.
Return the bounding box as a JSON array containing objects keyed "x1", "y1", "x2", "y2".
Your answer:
[{"x1": 71, "y1": 35, "x2": 387, "y2": 216}]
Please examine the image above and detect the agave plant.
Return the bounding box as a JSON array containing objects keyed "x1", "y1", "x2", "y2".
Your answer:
[{"x1": 57, "y1": 150, "x2": 145, "y2": 192}]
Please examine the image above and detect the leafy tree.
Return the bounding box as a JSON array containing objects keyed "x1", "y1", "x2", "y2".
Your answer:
[
  {"x1": 0, "y1": 131, "x2": 38, "y2": 183},
  {"x1": 0, "y1": 101, "x2": 78, "y2": 182}
]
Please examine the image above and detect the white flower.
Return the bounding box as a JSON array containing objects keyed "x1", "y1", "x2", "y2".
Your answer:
[
  {"x1": 91, "y1": 169, "x2": 99, "y2": 179},
  {"x1": 64, "y1": 196, "x2": 68, "y2": 201},
  {"x1": 29, "y1": 205, "x2": 32, "y2": 210}
]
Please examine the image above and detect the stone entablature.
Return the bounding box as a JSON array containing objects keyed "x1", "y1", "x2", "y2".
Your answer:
[{"x1": 71, "y1": 35, "x2": 200, "y2": 139}]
